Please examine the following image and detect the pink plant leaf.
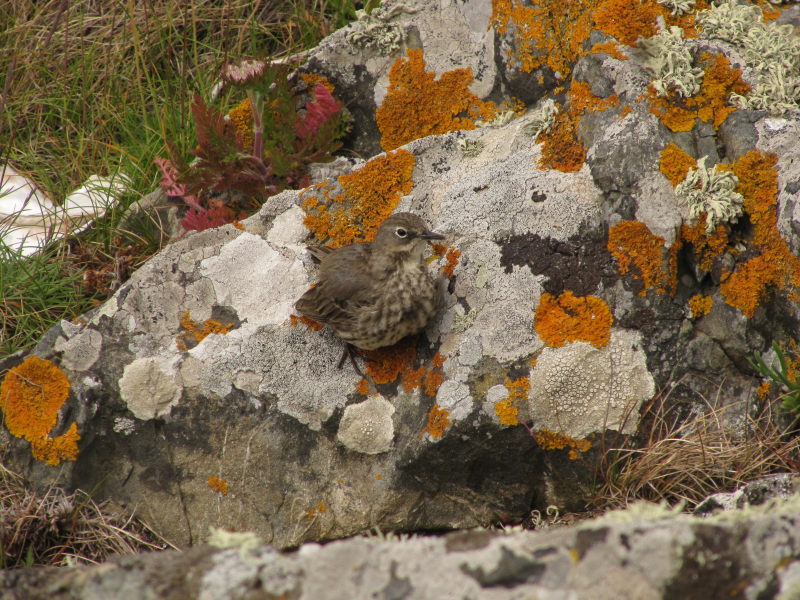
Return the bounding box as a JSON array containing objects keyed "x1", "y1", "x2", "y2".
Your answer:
[
  {"x1": 295, "y1": 84, "x2": 341, "y2": 139},
  {"x1": 181, "y1": 205, "x2": 235, "y2": 232}
]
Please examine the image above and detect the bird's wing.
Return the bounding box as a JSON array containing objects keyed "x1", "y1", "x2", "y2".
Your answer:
[{"x1": 294, "y1": 243, "x2": 375, "y2": 325}]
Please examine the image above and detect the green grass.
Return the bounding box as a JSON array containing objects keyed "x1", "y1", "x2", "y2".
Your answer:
[{"x1": 0, "y1": 0, "x2": 375, "y2": 358}]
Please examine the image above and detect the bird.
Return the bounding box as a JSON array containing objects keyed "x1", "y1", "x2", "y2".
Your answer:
[{"x1": 295, "y1": 212, "x2": 445, "y2": 372}]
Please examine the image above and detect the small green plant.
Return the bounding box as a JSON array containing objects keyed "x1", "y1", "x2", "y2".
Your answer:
[{"x1": 751, "y1": 341, "x2": 800, "y2": 412}]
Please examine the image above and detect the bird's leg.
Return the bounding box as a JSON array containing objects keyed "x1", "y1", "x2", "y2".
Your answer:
[{"x1": 337, "y1": 343, "x2": 364, "y2": 377}]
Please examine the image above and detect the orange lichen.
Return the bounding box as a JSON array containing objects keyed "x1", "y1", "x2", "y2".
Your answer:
[
  {"x1": 490, "y1": 0, "x2": 595, "y2": 80},
  {"x1": 594, "y1": 0, "x2": 663, "y2": 46},
  {"x1": 590, "y1": 41, "x2": 628, "y2": 60},
  {"x1": 608, "y1": 221, "x2": 669, "y2": 296},
  {"x1": 231, "y1": 221, "x2": 246, "y2": 231},
  {"x1": 207, "y1": 477, "x2": 229, "y2": 495},
  {"x1": 301, "y1": 72, "x2": 335, "y2": 94},
  {"x1": 720, "y1": 152, "x2": 800, "y2": 317},
  {"x1": 648, "y1": 53, "x2": 750, "y2": 132},
  {"x1": 442, "y1": 248, "x2": 461, "y2": 279},
  {"x1": 659, "y1": 142, "x2": 696, "y2": 188},
  {"x1": 301, "y1": 149, "x2": 415, "y2": 248},
  {"x1": 355, "y1": 378, "x2": 370, "y2": 395},
  {"x1": 176, "y1": 312, "x2": 234, "y2": 351},
  {"x1": 538, "y1": 80, "x2": 619, "y2": 173},
  {"x1": 495, "y1": 377, "x2": 530, "y2": 426},
  {"x1": 0, "y1": 356, "x2": 79, "y2": 466},
  {"x1": 306, "y1": 502, "x2": 327, "y2": 519},
  {"x1": 364, "y1": 342, "x2": 417, "y2": 385},
  {"x1": 289, "y1": 314, "x2": 325, "y2": 331},
  {"x1": 756, "y1": 381, "x2": 771, "y2": 402},
  {"x1": 375, "y1": 49, "x2": 496, "y2": 152},
  {"x1": 422, "y1": 403, "x2": 450, "y2": 439},
  {"x1": 535, "y1": 291, "x2": 613, "y2": 348},
  {"x1": 228, "y1": 97, "x2": 254, "y2": 151},
  {"x1": 534, "y1": 427, "x2": 592, "y2": 459},
  {"x1": 401, "y1": 352, "x2": 445, "y2": 396},
  {"x1": 618, "y1": 105, "x2": 632, "y2": 119},
  {"x1": 688, "y1": 294, "x2": 713, "y2": 318},
  {"x1": 680, "y1": 217, "x2": 730, "y2": 272}
]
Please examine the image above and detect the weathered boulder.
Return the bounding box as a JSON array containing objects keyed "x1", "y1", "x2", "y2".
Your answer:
[
  {"x1": 4, "y1": 495, "x2": 800, "y2": 600},
  {"x1": 2, "y1": 0, "x2": 800, "y2": 549}
]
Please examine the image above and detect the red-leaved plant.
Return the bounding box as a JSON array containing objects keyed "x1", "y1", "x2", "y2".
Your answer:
[{"x1": 156, "y1": 59, "x2": 349, "y2": 233}]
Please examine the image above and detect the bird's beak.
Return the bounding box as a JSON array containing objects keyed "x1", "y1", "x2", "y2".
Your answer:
[{"x1": 419, "y1": 229, "x2": 446, "y2": 241}]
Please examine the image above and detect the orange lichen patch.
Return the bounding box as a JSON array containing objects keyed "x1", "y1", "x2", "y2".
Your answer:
[
  {"x1": 537, "y1": 81, "x2": 618, "y2": 173},
  {"x1": 207, "y1": 477, "x2": 229, "y2": 495},
  {"x1": 442, "y1": 248, "x2": 461, "y2": 279},
  {"x1": 176, "y1": 312, "x2": 234, "y2": 351},
  {"x1": 355, "y1": 378, "x2": 370, "y2": 395},
  {"x1": 490, "y1": 0, "x2": 595, "y2": 80},
  {"x1": 0, "y1": 356, "x2": 79, "y2": 466},
  {"x1": 289, "y1": 314, "x2": 325, "y2": 331},
  {"x1": 608, "y1": 221, "x2": 669, "y2": 296},
  {"x1": 402, "y1": 366, "x2": 426, "y2": 394},
  {"x1": 231, "y1": 221, "x2": 246, "y2": 231},
  {"x1": 659, "y1": 143, "x2": 696, "y2": 188},
  {"x1": 533, "y1": 428, "x2": 592, "y2": 459},
  {"x1": 720, "y1": 152, "x2": 800, "y2": 317},
  {"x1": 618, "y1": 105, "x2": 632, "y2": 119},
  {"x1": 590, "y1": 41, "x2": 628, "y2": 60},
  {"x1": 648, "y1": 53, "x2": 750, "y2": 132},
  {"x1": 364, "y1": 342, "x2": 417, "y2": 385},
  {"x1": 663, "y1": 0, "x2": 709, "y2": 37},
  {"x1": 301, "y1": 72, "x2": 335, "y2": 94},
  {"x1": 688, "y1": 294, "x2": 713, "y2": 318},
  {"x1": 496, "y1": 377, "x2": 529, "y2": 426},
  {"x1": 375, "y1": 49, "x2": 496, "y2": 152},
  {"x1": 228, "y1": 97, "x2": 254, "y2": 151},
  {"x1": 680, "y1": 217, "x2": 730, "y2": 272},
  {"x1": 306, "y1": 503, "x2": 327, "y2": 519},
  {"x1": 756, "y1": 381, "x2": 771, "y2": 402},
  {"x1": 423, "y1": 354, "x2": 446, "y2": 397},
  {"x1": 301, "y1": 149, "x2": 415, "y2": 248},
  {"x1": 401, "y1": 352, "x2": 446, "y2": 397},
  {"x1": 594, "y1": 0, "x2": 663, "y2": 46},
  {"x1": 535, "y1": 291, "x2": 613, "y2": 348},
  {"x1": 422, "y1": 403, "x2": 450, "y2": 439}
]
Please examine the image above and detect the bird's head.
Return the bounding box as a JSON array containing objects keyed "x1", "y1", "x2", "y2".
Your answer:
[{"x1": 373, "y1": 213, "x2": 445, "y2": 258}]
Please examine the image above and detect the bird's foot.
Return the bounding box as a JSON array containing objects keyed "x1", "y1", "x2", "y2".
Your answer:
[{"x1": 337, "y1": 343, "x2": 364, "y2": 377}]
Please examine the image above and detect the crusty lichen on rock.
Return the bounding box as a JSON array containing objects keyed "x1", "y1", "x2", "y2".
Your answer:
[
  {"x1": 0, "y1": 356, "x2": 79, "y2": 466},
  {"x1": 535, "y1": 291, "x2": 613, "y2": 349}
]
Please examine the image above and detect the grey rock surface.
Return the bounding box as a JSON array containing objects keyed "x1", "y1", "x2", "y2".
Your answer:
[
  {"x1": 2, "y1": 0, "x2": 800, "y2": 553},
  {"x1": 3, "y1": 496, "x2": 800, "y2": 600}
]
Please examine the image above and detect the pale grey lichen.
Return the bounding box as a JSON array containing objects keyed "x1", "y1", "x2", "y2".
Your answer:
[
  {"x1": 697, "y1": 0, "x2": 800, "y2": 115},
  {"x1": 524, "y1": 99, "x2": 558, "y2": 138},
  {"x1": 345, "y1": 4, "x2": 418, "y2": 55},
  {"x1": 457, "y1": 138, "x2": 484, "y2": 158},
  {"x1": 639, "y1": 26, "x2": 703, "y2": 98},
  {"x1": 657, "y1": 0, "x2": 696, "y2": 16},
  {"x1": 475, "y1": 110, "x2": 516, "y2": 128},
  {"x1": 675, "y1": 156, "x2": 744, "y2": 233}
]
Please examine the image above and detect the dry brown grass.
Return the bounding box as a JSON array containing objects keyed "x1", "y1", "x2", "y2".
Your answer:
[
  {"x1": 593, "y1": 381, "x2": 800, "y2": 509},
  {"x1": 0, "y1": 463, "x2": 175, "y2": 568}
]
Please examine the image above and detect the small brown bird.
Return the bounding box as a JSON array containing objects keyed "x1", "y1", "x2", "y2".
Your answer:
[{"x1": 295, "y1": 212, "x2": 445, "y2": 370}]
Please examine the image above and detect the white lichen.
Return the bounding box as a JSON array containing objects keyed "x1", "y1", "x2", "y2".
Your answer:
[
  {"x1": 457, "y1": 138, "x2": 484, "y2": 158},
  {"x1": 524, "y1": 99, "x2": 558, "y2": 138},
  {"x1": 675, "y1": 156, "x2": 744, "y2": 233},
  {"x1": 697, "y1": 0, "x2": 800, "y2": 116},
  {"x1": 639, "y1": 26, "x2": 703, "y2": 98},
  {"x1": 657, "y1": 0, "x2": 696, "y2": 16},
  {"x1": 475, "y1": 110, "x2": 516, "y2": 128},
  {"x1": 345, "y1": 4, "x2": 418, "y2": 55}
]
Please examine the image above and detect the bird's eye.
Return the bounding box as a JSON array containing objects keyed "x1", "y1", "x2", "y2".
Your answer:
[{"x1": 395, "y1": 227, "x2": 408, "y2": 238}]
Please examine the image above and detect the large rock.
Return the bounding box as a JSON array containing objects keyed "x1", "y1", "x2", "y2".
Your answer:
[
  {"x1": 4, "y1": 495, "x2": 800, "y2": 599},
  {"x1": 2, "y1": 0, "x2": 800, "y2": 549}
]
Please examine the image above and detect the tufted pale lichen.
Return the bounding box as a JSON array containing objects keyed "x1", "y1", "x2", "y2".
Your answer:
[
  {"x1": 457, "y1": 138, "x2": 484, "y2": 158},
  {"x1": 524, "y1": 98, "x2": 559, "y2": 138},
  {"x1": 344, "y1": 4, "x2": 417, "y2": 55},
  {"x1": 657, "y1": 0, "x2": 696, "y2": 16},
  {"x1": 639, "y1": 26, "x2": 703, "y2": 98},
  {"x1": 697, "y1": 0, "x2": 800, "y2": 115},
  {"x1": 675, "y1": 155, "x2": 744, "y2": 233}
]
